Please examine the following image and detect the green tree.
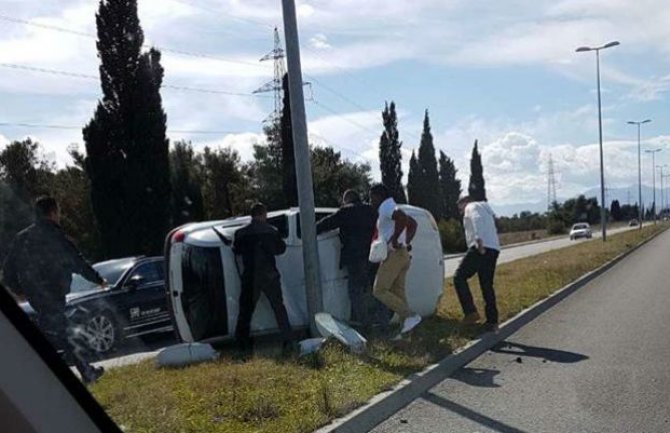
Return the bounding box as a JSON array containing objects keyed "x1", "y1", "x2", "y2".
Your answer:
[
  {"x1": 0, "y1": 139, "x2": 53, "y2": 261},
  {"x1": 438, "y1": 150, "x2": 462, "y2": 220},
  {"x1": 379, "y1": 101, "x2": 407, "y2": 203},
  {"x1": 468, "y1": 140, "x2": 487, "y2": 201},
  {"x1": 201, "y1": 147, "x2": 251, "y2": 219},
  {"x1": 610, "y1": 199, "x2": 622, "y2": 221},
  {"x1": 83, "y1": 0, "x2": 170, "y2": 257},
  {"x1": 407, "y1": 151, "x2": 419, "y2": 205},
  {"x1": 311, "y1": 146, "x2": 371, "y2": 207},
  {"x1": 250, "y1": 143, "x2": 285, "y2": 211},
  {"x1": 407, "y1": 110, "x2": 441, "y2": 218},
  {"x1": 170, "y1": 141, "x2": 205, "y2": 226}
]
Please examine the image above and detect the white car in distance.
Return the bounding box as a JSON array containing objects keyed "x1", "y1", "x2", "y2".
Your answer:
[{"x1": 569, "y1": 222, "x2": 593, "y2": 240}]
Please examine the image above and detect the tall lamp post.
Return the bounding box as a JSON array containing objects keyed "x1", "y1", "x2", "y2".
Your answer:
[
  {"x1": 663, "y1": 173, "x2": 670, "y2": 218},
  {"x1": 627, "y1": 119, "x2": 651, "y2": 229},
  {"x1": 577, "y1": 41, "x2": 620, "y2": 241},
  {"x1": 657, "y1": 164, "x2": 668, "y2": 218},
  {"x1": 645, "y1": 148, "x2": 662, "y2": 223}
]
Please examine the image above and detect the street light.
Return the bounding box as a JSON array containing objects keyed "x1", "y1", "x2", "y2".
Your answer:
[
  {"x1": 627, "y1": 119, "x2": 651, "y2": 229},
  {"x1": 657, "y1": 164, "x2": 668, "y2": 218},
  {"x1": 645, "y1": 148, "x2": 662, "y2": 222},
  {"x1": 576, "y1": 41, "x2": 620, "y2": 241},
  {"x1": 663, "y1": 173, "x2": 670, "y2": 218}
]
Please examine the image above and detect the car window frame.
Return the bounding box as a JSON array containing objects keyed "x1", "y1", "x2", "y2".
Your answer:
[{"x1": 122, "y1": 260, "x2": 163, "y2": 289}]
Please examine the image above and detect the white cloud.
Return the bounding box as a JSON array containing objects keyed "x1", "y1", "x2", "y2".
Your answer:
[{"x1": 309, "y1": 33, "x2": 331, "y2": 50}]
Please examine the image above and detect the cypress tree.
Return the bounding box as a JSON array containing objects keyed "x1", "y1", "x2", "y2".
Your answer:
[
  {"x1": 468, "y1": 140, "x2": 487, "y2": 201},
  {"x1": 413, "y1": 110, "x2": 441, "y2": 218},
  {"x1": 83, "y1": 0, "x2": 170, "y2": 256},
  {"x1": 379, "y1": 101, "x2": 407, "y2": 203},
  {"x1": 407, "y1": 151, "x2": 419, "y2": 205},
  {"x1": 438, "y1": 150, "x2": 462, "y2": 220}
]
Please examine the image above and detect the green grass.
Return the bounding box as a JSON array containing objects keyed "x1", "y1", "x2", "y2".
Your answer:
[{"x1": 91, "y1": 224, "x2": 667, "y2": 433}]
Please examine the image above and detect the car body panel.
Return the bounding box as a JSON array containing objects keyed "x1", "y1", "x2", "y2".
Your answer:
[
  {"x1": 166, "y1": 206, "x2": 445, "y2": 344},
  {"x1": 19, "y1": 256, "x2": 172, "y2": 351}
]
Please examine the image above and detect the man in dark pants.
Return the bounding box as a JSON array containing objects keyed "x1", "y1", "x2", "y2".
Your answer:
[
  {"x1": 453, "y1": 196, "x2": 501, "y2": 333},
  {"x1": 2, "y1": 196, "x2": 107, "y2": 384},
  {"x1": 316, "y1": 190, "x2": 390, "y2": 327},
  {"x1": 233, "y1": 203, "x2": 292, "y2": 354}
]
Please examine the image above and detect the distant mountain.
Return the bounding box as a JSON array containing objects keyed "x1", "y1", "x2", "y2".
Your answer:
[
  {"x1": 493, "y1": 184, "x2": 663, "y2": 217},
  {"x1": 491, "y1": 201, "x2": 548, "y2": 217},
  {"x1": 583, "y1": 184, "x2": 658, "y2": 209}
]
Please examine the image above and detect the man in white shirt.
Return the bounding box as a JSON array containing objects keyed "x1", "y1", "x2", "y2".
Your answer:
[
  {"x1": 454, "y1": 196, "x2": 501, "y2": 332},
  {"x1": 369, "y1": 184, "x2": 422, "y2": 338}
]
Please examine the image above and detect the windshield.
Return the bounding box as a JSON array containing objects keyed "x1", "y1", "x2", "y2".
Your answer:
[
  {"x1": 69, "y1": 259, "x2": 135, "y2": 293},
  {"x1": 573, "y1": 224, "x2": 589, "y2": 230}
]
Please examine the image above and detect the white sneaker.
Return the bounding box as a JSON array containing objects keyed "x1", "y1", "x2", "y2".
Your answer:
[{"x1": 400, "y1": 314, "x2": 422, "y2": 334}]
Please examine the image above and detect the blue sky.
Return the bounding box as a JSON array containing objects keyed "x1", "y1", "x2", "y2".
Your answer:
[{"x1": 1, "y1": 0, "x2": 670, "y2": 214}]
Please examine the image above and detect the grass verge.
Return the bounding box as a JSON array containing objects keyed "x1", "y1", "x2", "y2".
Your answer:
[{"x1": 91, "y1": 224, "x2": 667, "y2": 433}]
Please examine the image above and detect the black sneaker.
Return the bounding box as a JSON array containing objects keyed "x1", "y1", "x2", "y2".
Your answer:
[{"x1": 82, "y1": 366, "x2": 104, "y2": 385}]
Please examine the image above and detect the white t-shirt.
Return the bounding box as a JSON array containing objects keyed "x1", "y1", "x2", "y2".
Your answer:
[
  {"x1": 463, "y1": 201, "x2": 500, "y2": 251},
  {"x1": 377, "y1": 197, "x2": 406, "y2": 245}
]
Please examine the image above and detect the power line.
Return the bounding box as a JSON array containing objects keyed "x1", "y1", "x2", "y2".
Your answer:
[
  {"x1": 311, "y1": 99, "x2": 380, "y2": 137},
  {"x1": 0, "y1": 121, "x2": 246, "y2": 135},
  {"x1": 308, "y1": 131, "x2": 374, "y2": 165},
  {"x1": 166, "y1": 0, "x2": 275, "y2": 29},
  {"x1": 0, "y1": 13, "x2": 269, "y2": 69},
  {"x1": 0, "y1": 62, "x2": 270, "y2": 97}
]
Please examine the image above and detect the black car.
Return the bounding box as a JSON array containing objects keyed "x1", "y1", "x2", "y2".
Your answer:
[{"x1": 20, "y1": 256, "x2": 173, "y2": 354}]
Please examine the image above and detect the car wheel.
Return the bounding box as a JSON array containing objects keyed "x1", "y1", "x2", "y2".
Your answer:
[{"x1": 84, "y1": 311, "x2": 118, "y2": 354}]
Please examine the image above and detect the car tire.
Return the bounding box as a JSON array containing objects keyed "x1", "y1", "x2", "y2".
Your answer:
[{"x1": 84, "y1": 311, "x2": 119, "y2": 354}]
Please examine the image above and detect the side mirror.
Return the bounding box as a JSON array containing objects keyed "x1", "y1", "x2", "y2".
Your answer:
[{"x1": 125, "y1": 275, "x2": 145, "y2": 291}]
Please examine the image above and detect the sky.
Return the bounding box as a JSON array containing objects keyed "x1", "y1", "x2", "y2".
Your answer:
[{"x1": 1, "y1": 0, "x2": 670, "y2": 215}]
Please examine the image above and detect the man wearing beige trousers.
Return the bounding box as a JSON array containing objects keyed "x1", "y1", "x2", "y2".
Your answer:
[{"x1": 369, "y1": 184, "x2": 421, "y2": 340}]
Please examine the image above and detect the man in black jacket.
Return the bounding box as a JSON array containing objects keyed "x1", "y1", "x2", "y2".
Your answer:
[
  {"x1": 2, "y1": 196, "x2": 106, "y2": 384},
  {"x1": 233, "y1": 203, "x2": 292, "y2": 353},
  {"x1": 317, "y1": 190, "x2": 389, "y2": 327}
]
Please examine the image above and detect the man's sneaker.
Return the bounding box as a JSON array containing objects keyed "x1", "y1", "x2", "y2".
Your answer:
[
  {"x1": 400, "y1": 314, "x2": 422, "y2": 334},
  {"x1": 82, "y1": 366, "x2": 104, "y2": 385},
  {"x1": 462, "y1": 312, "x2": 481, "y2": 325}
]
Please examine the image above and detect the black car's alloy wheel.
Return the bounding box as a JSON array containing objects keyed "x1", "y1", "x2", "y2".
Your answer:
[{"x1": 85, "y1": 312, "x2": 117, "y2": 353}]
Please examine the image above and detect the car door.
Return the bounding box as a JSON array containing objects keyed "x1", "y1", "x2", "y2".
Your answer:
[{"x1": 118, "y1": 260, "x2": 170, "y2": 335}]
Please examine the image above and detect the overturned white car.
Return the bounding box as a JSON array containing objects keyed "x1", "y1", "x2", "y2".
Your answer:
[{"x1": 165, "y1": 206, "x2": 444, "y2": 343}]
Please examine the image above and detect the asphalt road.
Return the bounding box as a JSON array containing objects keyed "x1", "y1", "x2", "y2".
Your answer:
[
  {"x1": 444, "y1": 225, "x2": 637, "y2": 277},
  {"x1": 374, "y1": 227, "x2": 670, "y2": 433}
]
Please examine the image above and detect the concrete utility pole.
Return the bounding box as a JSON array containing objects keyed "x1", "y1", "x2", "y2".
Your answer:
[{"x1": 281, "y1": 0, "x2": 323, "y2": 335}]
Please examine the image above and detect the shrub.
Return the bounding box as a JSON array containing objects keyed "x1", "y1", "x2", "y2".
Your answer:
[
  {"x1": 546, "y1": 218, "x2": 566, "y2": 235},
  {"x1": 438, "y1": 219, "x2": 467, "y2": 253}
]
